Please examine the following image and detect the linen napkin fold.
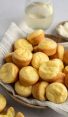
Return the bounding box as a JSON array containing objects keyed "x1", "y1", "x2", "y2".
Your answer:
[
  {"x1": 0, "y1": 22, "x2": 25, "y2": 66},
  {"x1": 0, "y1": 22, "x2": 68, "y2": 116}
]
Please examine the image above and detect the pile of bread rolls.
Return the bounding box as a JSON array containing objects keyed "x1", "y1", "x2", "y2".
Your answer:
[
  {"x1": 0, "y1": 29, "x2": 68, "y2": 104},
  {"x1": 0, "y1": 93, "x2": 24, "y2": 117}
]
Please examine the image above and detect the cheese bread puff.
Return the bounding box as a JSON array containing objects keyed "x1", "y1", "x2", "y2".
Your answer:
[
  {"x1": 16, "y1": 112, "x2": 24, "y2": 117},
  {"x1": 19, "y1": 66, "x2": 39, "y2": 86},
  {"x1": 46, "y1": 82, "x2": 68, "y2": 103},
  {"x1": 7, "y1": 107, "x2": 15, "y2": 117},
  {"x1": 0, "y1": 94, "x2": 7, "y2": 112},
  {"x1": 5, "y1": 53, "x2": 13, "y2": 63},
  {"x1": 63, "y1": 50, "x2": 68, "y2": 65},
  {"x1": 12, "y1": 48, "x2": 32, "y2": 68},
  {"x1": 31, "y1": 52, "x2": 49, "y2": 69},
  {"x1": 37, "y1": 38, "x2": 57, "y2": 56},
  {"x1": 55, "y1": 73, "x2": 65, "y2": 84},
  {"x1": 52, "y1": 59, "x2": 64, "y2": 71},
  {"x1": 65, "y1": 74, "x2": 68, "y2": 88},
  {"x1": 27, "y1": 30, "x2": 45, "y2": 46},
  {"x1": 32, "y1": 81, "x2": 49, "y2": 101},
  {"x1": 0, "y1": 107, "x2": 25, "y2": 117},
  {"x1": 14, "y1": 39, "x2": 33, "y2": 51},
  {"x1": 39, "y1": 60, "x2": 63, "y2": 82},
  {"x1": 15, "y1": 81, "x2": 32, "y2": 97},
  {"x1": 64, "y1": 66, "x2": 68, "y2": 74},
  {"x1": 0, "y1": 107, "x2": 15, "y2": 117},
  {"x1": 0, "y1": 63, "x2": 19, "y2": 83},
  {"x1": 50, "y1": 44, "x2": 64, "y2": 60}
]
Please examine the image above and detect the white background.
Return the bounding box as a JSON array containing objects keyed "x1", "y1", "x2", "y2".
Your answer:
[{"x1": 0, "y1": 0, "x2": 68, "y2": 117}]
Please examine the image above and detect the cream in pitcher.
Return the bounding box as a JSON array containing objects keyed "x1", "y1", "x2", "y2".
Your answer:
[{"x1": 25, "y1": 1, "x2": 53, "y2": 29}]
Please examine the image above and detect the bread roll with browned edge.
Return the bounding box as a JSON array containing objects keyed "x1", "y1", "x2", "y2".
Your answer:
[
  {"x1": 63, "y1": 50, "x2": 68, "y2": 65},
  {"x1": 37, "y1": 38, "x2": 57, "y2": 56},
  {"x1": 5, "y1": 53, "x2": 13, "y2": 63},
  {"x1": 55, "y1": 73, "x2": 65, "y2": 84},
  {"x1": 39, "y1": 60, "x2": 64, "y2": 82},
  {"x1": 14, "y1": 39, "x2": 33, "y2": 51},
  {"x1": 12, "y1": 48, "x2": 32, "y2": 68},
  {"x1": 52, "y1": 59, "x2": 64, "y2": 71},
  {"x1": 50, "y1": 44, "x2": 64, "y2": 60},
  {"x1": 31, "y1": 52, "x2": 49, "y2": 69},
  {"x1": 32, "y1": 81, "x2": 49, "y2": 101},
  {"x1": 64, "y1": 66, "x2": 68, "y2": 74},
  {"x1": 15, "y1": 81, "x2": 32, "y2": 97},
  {"x1": 19, "y1": 66, "x2": 39, "y2": 86},
  {"x1": 46, "y1": 82, "x2": 68, "y2": 103},
  {"x1": 0, "y1": 63, "x2": 19, "y2": 83},
  {"x1": 65, "y1": 73, "x2": 68, "y2": 88},
  {"x1": 27, "y1": 30, "x2": 45, "y2": 46}
]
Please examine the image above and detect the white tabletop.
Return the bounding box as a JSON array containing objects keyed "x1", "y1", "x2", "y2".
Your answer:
[{"x1": 0, "y1": 0, "x2": 68, "y2": 117}]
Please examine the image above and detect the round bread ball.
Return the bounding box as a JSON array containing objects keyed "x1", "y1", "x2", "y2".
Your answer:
[
  {"x1": 12, "y1": 48, "x2": 32, "y2": 68},
  {"x1": 52, "y1": 59, "x2": 64, "y2": 71},
  {"x1": 0, "y1": 63, "x2": 19, "y2": 83},
  {"x1": 37, "y1": 38, "x2": 57, "y2": 56},
  {"x1": 27, "y1": 29, "x2": 45, "y2": 46},
  {"x1": 32, "y1": 81, "x2": 49, "y2": 101},
  {"x1": 39, "y1": 60, "x2": 62, "y2": 82},
  {"x1": 19, "y1": 66, "x2": 39, "y2": 86},
  {"x1": 50, "y1": 44, "x2": 64, "y2": 60},
  {"x1": 15, "y1": 81, "x2": 32, "y2": 97},
  {"x1": 14, "y1": 39, "x2": 33, "y2": 51},
  {"x1": 46, "y1": 82, "x2": 68, "y2": 103},
  {"x1": 31, "y1": 52, "x2": 49, "y2": 69}
]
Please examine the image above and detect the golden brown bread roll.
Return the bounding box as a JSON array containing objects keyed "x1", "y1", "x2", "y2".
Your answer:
[
  {"x1": 27, "y1": 30, "x2": 45, "y2": 46},
  {"x1": 15, "y1": 81, "x2": 32, "y2": 97},
  {"x1": 52, "y1": 59, "x2": 64, "y2": 71},
  {"x1": 63, "y1": 50, "x2": 68, "y2": 65},
  {"x1": 0, "y1": 94, "x2": 7, "y2": 112},
  {"x1": 32, "y1": 81, "x2": 49, "y2": 101},
  {"x1": 0, "y1": 63, "x2": 19, "y2": 83},
  {"x1": 19, "y1": 66, "x2": 39, "y2": 86},
  {"x1": 55, "y1": 73, "x2": 65, "y2": 84},
  {"x1": 64, "y1": 66, "x2": 68, "y2": 74},
  {"x1": 46, "y1": 82, "x2": 68, "y2": 103},
  {"x1": 6, "y1": 107, "x2": 15, "y2": 117},
  {"x1": 65, "y1": 74, "x2": 68, "y2": 88},
  {"x1": 50, "y1": 44, "x2": 64, "y2": 60},
  {"x1": 0, "y1": 106, "x2": 25, "y2": 117},
  {"x1": 37, "y1": 38, "x2": 57, "y2": 56},
  {"x1": 12, "y1": 48, "x2": 32, "y2": 68},
  {"x1": 5, "y1": 53, "x2": 13, "y2": 63},
  {"x1": 39, "y1": 60, "x2": 64, "y2": 82},
  {"x1": 0, "y1": 107, "x2": 15, "y2": 117},
  {"x1": 31, "y1": 52, "x2": 49, "y2": 69},
  {"x1": 14, "y1": 39, "x2": 33, "y2": 51}
]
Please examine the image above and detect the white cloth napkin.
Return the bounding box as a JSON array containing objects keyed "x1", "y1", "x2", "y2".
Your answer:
[
  {"x1": 0, "y1": 22, "x2": 68, "y2": 116},
  {"x1": 0, "y1": 22, "x2": 25, "y2": 66}
]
